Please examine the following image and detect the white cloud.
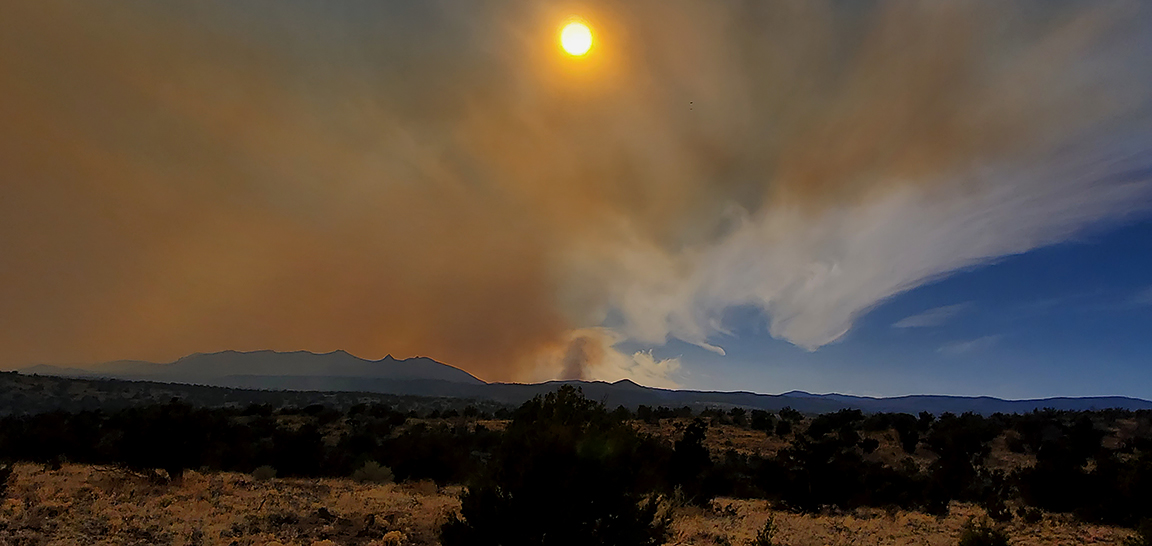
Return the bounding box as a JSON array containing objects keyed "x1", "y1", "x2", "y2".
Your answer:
[
  {"x1": 892, "y1": 303, "x2": 973, "y2": 328},
  {"x1": 938, "y1": 335, "x2": 1003, "y2": 355},
  {"x1": 1132, "y1": 286, "x2": 1152, "y2": 306},
  {"x1": 588, "y1": 144, "x2": 1152, "y2": 352}
]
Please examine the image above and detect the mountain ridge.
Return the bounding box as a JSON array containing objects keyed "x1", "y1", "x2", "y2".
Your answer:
[
  {"x1": 21, "y1": 349, "x2": 484, "y2": 386},
  {"x1": 17, "y1": 350, "x2": 1152, "y2": 415}
]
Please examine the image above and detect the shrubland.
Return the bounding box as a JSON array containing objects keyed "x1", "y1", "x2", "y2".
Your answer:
[{"x1": 2, "y1": 386, "x2": 1152, "y2": 543}]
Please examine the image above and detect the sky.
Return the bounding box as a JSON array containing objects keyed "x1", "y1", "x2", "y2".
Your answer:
[{"x1": 2, "y1": 1, "x2": 1151, "y2": 398}]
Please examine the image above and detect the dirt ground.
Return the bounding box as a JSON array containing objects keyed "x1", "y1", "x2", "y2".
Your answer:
[{"x1": 0, "y1": 463, "x2": 1137, "y2": 546}]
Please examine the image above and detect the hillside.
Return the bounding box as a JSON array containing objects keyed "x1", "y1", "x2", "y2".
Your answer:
[
  {"x1": 22, "y1": 350, "x2": 483, "y2": 386},
  {"x1": 0, "y1": 372, "x2": 506, "y2": 417},
  {"x1": 12, "y1": 348, "x2": 1152, "y2": 415}
]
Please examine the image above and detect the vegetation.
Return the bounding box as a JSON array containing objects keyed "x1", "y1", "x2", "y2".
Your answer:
[
  {"x1": 957, "y1": 519, "x2": 1010, "y2": 546},
  {"x1": 1, "y1": 382, "x2": 1152, "y2": 537},
  {"x1": 1125, "y1": 519, "x2": 1152, "y2": 546},
  {"x1": 0, "y1": 370, "x2": 509, "y2": 417},
  {"x1": 751, "y1": 517, "x2": 777, "y2": 546},
  {"x1": 352, "y1": 460, "x2": 395, "y2": 484},
  {"x1": 440, "y1": 387, "x2": 669, "y2": 546},
  {"x1": 0, "y1": 463, "x2": 11, "y2": 498},
  {"x1": 7, "y1": 461, "x2": 1142, "y2": 546}
]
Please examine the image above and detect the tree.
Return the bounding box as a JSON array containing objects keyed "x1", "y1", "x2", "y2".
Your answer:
[
  {"x1": 750, "y1": 410, "x2": 775, "y2": 433},
  {"x1": 779, "y1": 407, "x2": 802, "y2": 422},
  {"x1": 441, "y1": 386, "x2": 668, "y2": 546},
  {"x1": 729, "y1": 408, "x2": 747, "y2": 426},
  {"x1": 671, "y1": 419, "x2": 715, "y2": 504}
]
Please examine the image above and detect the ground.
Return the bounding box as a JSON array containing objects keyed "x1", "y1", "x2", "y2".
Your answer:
[{"x1": 0, "y1": 463, "x2": 1136, "y2": 546}]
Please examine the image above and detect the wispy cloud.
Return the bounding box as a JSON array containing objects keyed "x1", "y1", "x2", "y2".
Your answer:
[
  {"x1": 938, "y1": 335, "x2": 1003, "y2": 355},
  {"x1": 892, "y1": 303, "x2": 973, "y2": 329},
  {"x1": 1131, "y1": 286, "x2": 1152, "y2": 307},
  {"x1": 2, "y1": 1, "x2": 1152, "y2": 383}
]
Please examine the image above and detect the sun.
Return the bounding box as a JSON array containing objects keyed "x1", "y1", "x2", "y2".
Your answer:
[{"x1": 560, "y1": 21, "x2": 593, "y2": 56}]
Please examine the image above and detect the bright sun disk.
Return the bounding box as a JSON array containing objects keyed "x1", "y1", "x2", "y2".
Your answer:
[{"x1": 561, "y1": 21, "x2": 593, "y2": 56}]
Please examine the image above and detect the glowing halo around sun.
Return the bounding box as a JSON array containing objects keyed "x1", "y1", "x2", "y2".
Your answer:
[{"x1": 560, "y1": 20, "x2": 593, "y2": 56}]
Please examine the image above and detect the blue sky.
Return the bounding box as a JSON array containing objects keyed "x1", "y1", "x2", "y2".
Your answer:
[
  {"x1": 648, "y1": 218, "x2": 1152, "y2": 399},
  {"x1": 3, "y1": 2, "x2": 1152, "y2": 397}
]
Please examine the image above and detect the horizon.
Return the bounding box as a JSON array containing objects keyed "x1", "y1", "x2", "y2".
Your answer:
[
  {"x1": 3, "y1": 2, "x2": 1152, "y2": 401},
  {"x1": 15, "y1": 347, "x2": 1152, "y2": 403}
]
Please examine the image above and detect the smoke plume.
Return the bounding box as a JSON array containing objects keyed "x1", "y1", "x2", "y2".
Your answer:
[{"x1": 2, "y1": 1, "x2": 1151, "y2": 384}]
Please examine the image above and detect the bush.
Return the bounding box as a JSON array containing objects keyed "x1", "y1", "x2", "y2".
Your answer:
[
  {"x1": 440, "y1": 386, "x2": 669, "y2": 546},
  {"x1": 779, "y1": 407, "x2": 802, "y2": 422},
  {"x1": 750, "y1": 410, "x2": 775, "y2": 433},
  {"x1": 352, "y1": 460, "x2": 394, "y2": 484},
  {"x1": 775, "y1": 420, "x2": 792, "y2": 437},
  {"x1": 1125, "y1": 519, "x2": 1152, "y2": 546},
  {"x1": 1017, "y1": 506, "x2": 1043, "y2": 524},
  {"x1": 671, "y1": 419, "x2": 716, "y2": 504},
  {"x1": 958, "y1": 519, "x2": 1009, "y2": 546},
  {"x1": 983, "y1": 496, "x2": 1013, "y2": 522},
  {"x1": 751, "y1": 518, "x2": 776, "y2": 546},
  {"x1": 0, "y1": 463, "x2": 12, "y2": 498},
  {"x1": 251, "y1": 465, "x2": 277, "y2": 481}
]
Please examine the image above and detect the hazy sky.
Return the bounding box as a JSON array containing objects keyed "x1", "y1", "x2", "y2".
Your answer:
[{"x1": 3, "y1": 1, "x2": 1152, "y2": 397}]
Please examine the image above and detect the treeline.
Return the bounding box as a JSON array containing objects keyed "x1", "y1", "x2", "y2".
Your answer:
[
  {"x1": 1, "y1": 387, "x2": 1151, "y2": 539},
  {"x1": 0, "y1": 401, "x2": 502, "y2": 485},
  {"x1": 0, "y1": 371, "x2": 510, "y2": 417}
]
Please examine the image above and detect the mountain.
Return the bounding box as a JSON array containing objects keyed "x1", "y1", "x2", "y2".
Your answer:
[
  {"x1": 18, "y1": 351, "x2": 1152, "y2": 415},
  {"x1": 464, "y1": 380, "x2": 1152, "y2": 415},
  {"x1": 21, "y1": 350, "x2": 484, "y2": 387}
]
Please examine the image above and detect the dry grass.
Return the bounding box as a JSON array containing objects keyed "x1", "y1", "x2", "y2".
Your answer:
[
  {"x1": 634, "y1": 420, "x2": 794, "y2": 459},
  {"x1": 636, "y1": 418, "x2": 1045, "y2": 474},
  {"x1": 0, "y1": 463, "x2": 1138, "y2": 546},
  {"x1": 0, "y1": 463, "x2": 458, "y2": 546},
  {"x1": 669, "y1": 499, "x2": 1135, "y2": 546}
]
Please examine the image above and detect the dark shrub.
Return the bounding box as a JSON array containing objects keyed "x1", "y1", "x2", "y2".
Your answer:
[
  {"x1": 958, "y1": 519, "x2": 1009, "y2": 546},
  {"x1": 891, "y1": 414, "x2": 920, "y2": 454},
  {"x1": 351, "y1": 460, "x2": 394, "y2": 484},
  {"x1": 0, "y1": 463, "x2": 11, "y2": 498},
  {"x1": 750, "y1": 410, "x2": 775, "y2": 433},
  {"x1": 1017, "y1": 506, "x2": 1043, "y2": 524},
  {"x1": 772, "y1": 430, "x2": 913, "y2": 512},
  {"x1": 751, "y1": 518, "x2": 776, "y2": 546},
  {"x1": 775, "y1": 420, "x2": 792, "y2": 437},
  {"x1": 1125, "y1": 518, "x2": 1152, "y2": 546},
  {"x1": 671, "y1": 419, "x2": 716, "y2": 504},
  {"x1": 807, "y1": 409, "x2": 863, "y2": 438},
  {"x1": 251, "y1": 465, "x2": 277, "y2": 481},
  {"x1": 918, "y1": 411, "x2": 936, "y2": 431},
  {"x1": 440, "y1": 386, "x2": 669, "y2": 546}
]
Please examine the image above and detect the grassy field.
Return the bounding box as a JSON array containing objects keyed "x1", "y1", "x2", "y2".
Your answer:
[{"x1": 0, "y1": 462, "x2": 1136, "y2": 546}]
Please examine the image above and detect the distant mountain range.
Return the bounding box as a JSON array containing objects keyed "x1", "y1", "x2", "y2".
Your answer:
[
  {"x1": 22, "y1": 350, "x2": 483, "y2": 385},
  {"x1": 20, "y1": 350, "x2": 1152, "y2": 415}
]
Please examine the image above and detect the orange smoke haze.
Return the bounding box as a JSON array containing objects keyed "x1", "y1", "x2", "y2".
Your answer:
[{"x1": 2, "y1": 1, "x2": 1151, "y2": 384}]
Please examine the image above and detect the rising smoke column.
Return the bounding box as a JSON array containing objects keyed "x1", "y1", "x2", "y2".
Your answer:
[{"x1": 1, "y1": 1, "x2": 1151, "y2": 384}]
